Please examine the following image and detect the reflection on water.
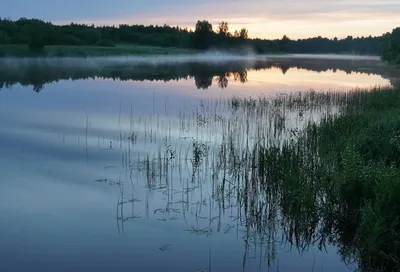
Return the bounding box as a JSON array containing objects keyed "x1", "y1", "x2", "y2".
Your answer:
[
  {"x1": 0, "y1": 56, "x2": 399, "y2": 272},
  {"x1": 0, "y1": 56, "x2": 399, "y2": 93}
]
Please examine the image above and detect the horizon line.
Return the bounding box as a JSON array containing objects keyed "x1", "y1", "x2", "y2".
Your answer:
[{"x1": 1, "y1": 16, "x2": 396, "y2": 41}]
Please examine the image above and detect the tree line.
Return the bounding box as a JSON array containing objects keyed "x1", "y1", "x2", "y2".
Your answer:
[
  {"x1": 0, "y1": 17, "x2": 398, "y2": 58},
  {"x1": 382, "y1": 27, "x2": 400, "y2": 63}
]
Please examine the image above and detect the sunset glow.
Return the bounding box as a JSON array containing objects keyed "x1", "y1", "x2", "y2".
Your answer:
[{"x1": 2, "y1": 0, "x2": 399, "y2": 39}]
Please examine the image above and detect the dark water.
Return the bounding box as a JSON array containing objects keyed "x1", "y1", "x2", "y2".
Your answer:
[{"x1": 0, "y1": 55, "x2": 399, "y2": 272}]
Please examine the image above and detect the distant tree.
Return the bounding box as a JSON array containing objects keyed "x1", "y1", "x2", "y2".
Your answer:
[
  {"x1": 195, "y1": 20, "x2": 213, "y2": 33},
  {"x1": 193, "y1": 20, "x2": 214, "y2": 49},
  {"x1": 0, "y1": 17, "x2": 391, "y2": 56},
  {"x1": 217, "y1": 21, "x2": 229, "y2": 36},
  {"x1": 239, "y1": 28, "x2": 248, "y2": 39},
  {"x1": 280, "y1": 35, "x2": 290, "y2": 52},
  {"x1": 383, "y1": 27, "x2": 400, "y2": 63}
]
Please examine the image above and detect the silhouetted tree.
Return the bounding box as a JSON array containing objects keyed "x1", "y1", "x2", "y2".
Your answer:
[
  {"x1": 217, "y1": 21, "x2": 229, "y2": 36},
  {"x1": 193, "y1": 20, "x2": 214, "y2": 49},
  {"x1": 195, "y1": 20, "x2": 212, "y2": 32},
  {"x1": 280, "y1": 35, "x2": 290, "y2": 52},
  {"x1": 239, "y1": 28, "x2": 248, "y2": 40},
  {"x1": 194, "y1": 20, "x2": 214, "y2": 49}
]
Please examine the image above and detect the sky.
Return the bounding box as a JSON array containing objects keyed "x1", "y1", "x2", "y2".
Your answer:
[{"x1": 1, "y1": 0, "x2": 399, "y2": 39}]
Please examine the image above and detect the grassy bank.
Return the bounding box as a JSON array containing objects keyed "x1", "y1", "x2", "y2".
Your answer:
[
  {"x1": 241, "y1": 88, "x2": 400, "y2": 271},
  {"x1": 124, "y1": 87, "x2": 400, "y2": 270},
  {"x1": 316, "y1": 89, "x2": 400, "y2": 271},
  {"x1": 0, "y1": 44, "x2": 198, "y2": 57}
]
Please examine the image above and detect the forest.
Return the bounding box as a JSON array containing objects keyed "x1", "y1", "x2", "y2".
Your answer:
[
  {"x1": 0, "y1": 17, "x2": 399, "y2": 61},
  {"x1": 382, "y1": 27, "x2": 400, "y2": 63}
]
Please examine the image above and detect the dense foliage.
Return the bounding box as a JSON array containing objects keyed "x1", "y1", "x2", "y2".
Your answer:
[
  {"x1": 301, "y1": 89, "x2": 400, "y2": 271},
  {"x1": 382, "y1": 27, "x2": 400, "y2": 63},
  {"x1": 0, "y1": 17, "x2": 396, "y2": 56},
  {"x1": 0, "y1": 18, "x2": 192, "y2": 49},
  {"x1": 231, "y1": 88, "x2": 400, "y2": 271}
]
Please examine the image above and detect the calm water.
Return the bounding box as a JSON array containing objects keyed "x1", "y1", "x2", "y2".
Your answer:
[{"x1": 0, "y1": 55, "x2": 399, "y2": 272}]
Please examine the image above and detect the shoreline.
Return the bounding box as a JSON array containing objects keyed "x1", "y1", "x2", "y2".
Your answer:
[
  {"x1": 0, "y1": 44, "x2": 385, "y2": 60},
  {"x1": 0, "y1": 44, "x2": 199, "y2": 58}
]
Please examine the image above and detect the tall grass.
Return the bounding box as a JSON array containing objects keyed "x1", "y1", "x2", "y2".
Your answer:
[
  {"x1": 207, "y1": 88, "x2": 400, "y2": 271},
  {"x1": 256, "y1": 87, "x2": 400, "y2": 271},
  {"x1": 91, "y1": 86, "x2": 400, "y2": 271}
]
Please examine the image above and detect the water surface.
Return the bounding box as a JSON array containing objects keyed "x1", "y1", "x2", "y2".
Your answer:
[{"x1": 0, "y1": 55, "x2": 399, "y2": 272}]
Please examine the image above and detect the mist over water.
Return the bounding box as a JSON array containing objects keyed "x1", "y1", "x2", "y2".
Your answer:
[
  {"x1": 0, "y1": 53, "x2": 397, "y2": 93},
  {"x1": 0, "y1": 51, "x2": 381, "y2": 69},
  {"x1": 0, "y1": 51, "x2": 260, "y2": 67}
]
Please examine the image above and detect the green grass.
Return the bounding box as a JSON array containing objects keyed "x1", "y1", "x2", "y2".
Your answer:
[
  {"x1": 259, "y1": 88, "x2": 400, "y2": 271},
  {"x1": 320, "y1": 90, "x2": 400, "y2": 271},
  {"x1": 0, "y1": 44, "x2": 199, "y2": 57},
  {"x1": 227, "y1": 88, "x2": 400, "y2": 271}
]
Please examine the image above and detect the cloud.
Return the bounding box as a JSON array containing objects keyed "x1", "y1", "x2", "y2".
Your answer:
[{"x1": 1, "y1": 0, "x2": 399, "y2": 39}]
